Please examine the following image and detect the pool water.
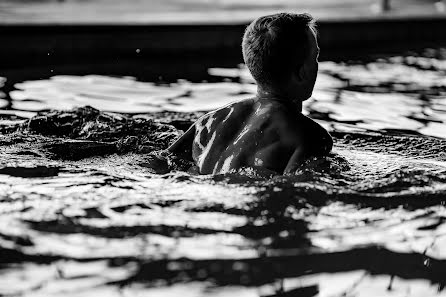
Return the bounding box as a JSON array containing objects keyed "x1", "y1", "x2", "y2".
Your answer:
[{"x1": 1, "y1": 49, "x2": 446, "y2": 296}]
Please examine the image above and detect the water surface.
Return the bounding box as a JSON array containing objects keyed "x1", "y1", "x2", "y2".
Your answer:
[{"x1": 1, "y1": 49, "x2": 446, "y2": 296}]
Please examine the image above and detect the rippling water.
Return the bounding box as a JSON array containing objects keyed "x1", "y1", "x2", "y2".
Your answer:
[{"x1": 1, "y1": 49, "x2": 446, "y2": 296}]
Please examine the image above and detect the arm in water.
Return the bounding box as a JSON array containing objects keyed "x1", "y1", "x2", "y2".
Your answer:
[
  {"x1": 140, "y1": 124, "x2": 196, "y2": 174},
  {"x1": 284, "y1": 115, "x2": 333, "y2": 174},
  {"x1": 167, "y1": 124, "x2": 196, "y2": 161}
]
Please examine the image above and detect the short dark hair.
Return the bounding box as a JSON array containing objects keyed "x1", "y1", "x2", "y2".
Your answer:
[{"x1": 242, "y1": 13, "x2": 316, "y2": 87}]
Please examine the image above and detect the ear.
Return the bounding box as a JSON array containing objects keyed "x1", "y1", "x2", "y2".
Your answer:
[{"x1": 294, "y1": 63, "x2": 307, "y2": 82}]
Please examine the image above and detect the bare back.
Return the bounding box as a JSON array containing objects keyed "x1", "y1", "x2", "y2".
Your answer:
[{"x1": 168, "y1": 98, "x2": 332, "y2": 175}]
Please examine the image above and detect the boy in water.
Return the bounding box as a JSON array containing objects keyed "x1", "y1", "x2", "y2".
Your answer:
[{"x1": 168, "y1": 12, "x2": 332, "y2": 175}]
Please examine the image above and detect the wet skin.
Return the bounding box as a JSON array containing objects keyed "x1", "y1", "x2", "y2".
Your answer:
[
  {"x1": 168, "y1": 98, "x2": 333, "y2": 174},
  {"x1": 168, "y1": 27, "x2": 332, "y2": 174}
]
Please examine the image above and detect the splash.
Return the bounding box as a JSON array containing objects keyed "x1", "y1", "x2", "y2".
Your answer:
[{"x1": 1, "y1": 49, "x2": 446, "y2": 296}]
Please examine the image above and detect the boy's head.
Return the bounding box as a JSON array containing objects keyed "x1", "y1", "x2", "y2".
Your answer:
[{"x1": 242, "y1": 13, "x2": 319, "y2": 100}]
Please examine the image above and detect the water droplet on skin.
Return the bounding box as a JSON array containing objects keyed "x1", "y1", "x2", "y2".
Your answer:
[{"x1": 279, "y1": 230, "x2": 289, "y2": 237}]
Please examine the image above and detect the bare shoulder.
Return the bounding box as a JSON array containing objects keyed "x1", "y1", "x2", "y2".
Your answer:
[
  {"x1": 299, "y1": 114, "x2": 330, "y2": 135},
  {"x1": 196, "y1": 98, "x2": 256, "y2": 126},
  {"x1": 299, "y1": 114, "x2": 333, "y2": 154},
  {"x1": 257, "y1": 102, "x2": 332, "y2": 154}
]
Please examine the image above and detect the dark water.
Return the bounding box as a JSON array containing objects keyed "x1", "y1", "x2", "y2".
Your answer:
[{"x1": 1, "y1": 49, "x2": 446, "y2": 296}]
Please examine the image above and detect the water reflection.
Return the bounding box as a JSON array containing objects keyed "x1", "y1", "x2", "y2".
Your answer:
[
  {"x1": 4, "y1": 50, "x2": 446, "y2": 138},
  {"x1": 1, "y1": 50, "x2": 446, "y2": 296}
]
